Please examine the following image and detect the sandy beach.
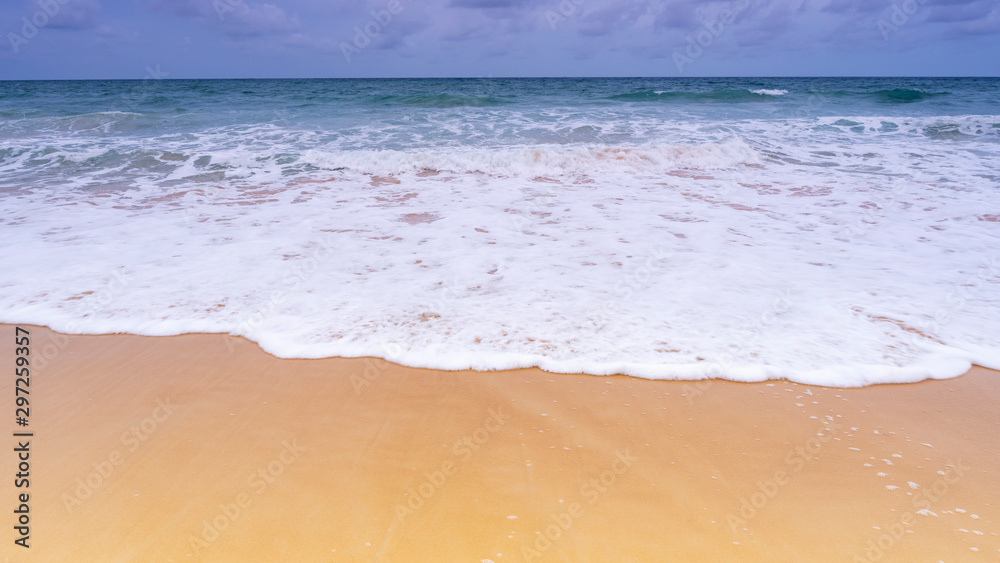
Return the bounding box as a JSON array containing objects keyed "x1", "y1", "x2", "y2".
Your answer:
[{"x1": 2, "y1": 323, "x2": 997, "y2": 562}]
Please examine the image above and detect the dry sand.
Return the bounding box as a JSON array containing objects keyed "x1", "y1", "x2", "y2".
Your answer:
[{"x1": 1, "y1": 324, "x2": 997, "y2": 562}]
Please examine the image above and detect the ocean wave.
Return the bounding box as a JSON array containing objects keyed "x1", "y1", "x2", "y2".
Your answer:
[
  {"x1": 608, "y1": 89, "x2": 782, "y2": 103},
  {"x1": 815, "y1": 114, "x2": 999, "y2": 138},
  {"x1": 609, "y1": 87, "x2": 950, "y2": 105},
  {"x1": 869, "y1": 88, "x2": 947, "y2": 103},
  {"x1": 0, "y1": 139, "x2": 764, "y2": 193},
  {"x1": 9, "y1": 111, "x2": 156, "y2": 136},
  {"x1": 374, "y1": 93, "x2": 511, "y2": 108},
  {"x1": 4, "y1": 113, "x2": 997, "y2": 190},
  {"x1": 811, "y1": 88, "x2": 949, "y2": 103},
  {"x1": 298, "y1": 139, "x2": 762, "y2": 176}
]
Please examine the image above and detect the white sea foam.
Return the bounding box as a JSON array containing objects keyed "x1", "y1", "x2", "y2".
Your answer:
[
  {"x1": 299, "y1": 137, "x2": 761, "y2": 177},
  {"x1": 750, "y1": 89, "x2": 788, "y2": 96},
  {"x1": 2, "y1": 115, "x2": 999, "y2": 386}
]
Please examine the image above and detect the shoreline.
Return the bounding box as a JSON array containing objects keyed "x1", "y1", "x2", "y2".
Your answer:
[{"x1": 2, "y1": 324, "x2": 998, "y2": 561}]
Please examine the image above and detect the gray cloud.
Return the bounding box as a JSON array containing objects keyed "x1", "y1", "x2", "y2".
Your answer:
[
  {"x1": 926, "y1": 0, "x2": 992, "y2": 23},
  {"x1": 652, "y1": 0, "x2": 702, "y2": 31},
  {"x1": 48, "y1": 0, "x2": 101, "y2": 29},
  {"x1": 7, "y1": 0, "x2": 995, "y2": 77},
  {"x1": 137, "y1": 0, "x2": 1000, "y2": 62},
  {"x1": 577, "y1": 0, "x2": 652, "y2": 36},
  {"x1": 945, "y1": 3, "x2": 1000, "y2": 35},
  {"x1": 7, "y1": 0, "x2": 103, "y2": 30},
  {"x1": 821, "y1": 0, "x2": 884, "y2": 15},
  {"x1": 450, "y1": 0, "x2": 533, "y2": 7},
  {"x1": 149, "y1": 0, "x2": 301, "y2": 38}
]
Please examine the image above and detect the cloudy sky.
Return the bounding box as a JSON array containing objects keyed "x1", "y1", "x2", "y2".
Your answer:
[{"x1": 1, "y1": 0, "x2": 998, "y2": 79}]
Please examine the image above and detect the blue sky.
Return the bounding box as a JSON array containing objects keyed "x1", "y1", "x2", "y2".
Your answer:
[{"x1": 1, "y1": 0, "x2": 998, "y2": 79}]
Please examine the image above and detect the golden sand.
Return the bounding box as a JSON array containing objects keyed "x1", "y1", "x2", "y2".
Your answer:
[{"x1": 1, "y1": 324, "x2": 997, "y2": 561}]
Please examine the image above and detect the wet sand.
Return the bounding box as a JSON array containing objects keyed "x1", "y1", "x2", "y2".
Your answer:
[{"x1": 2, "y1": 324, "x2": 998, "y2": 561}]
